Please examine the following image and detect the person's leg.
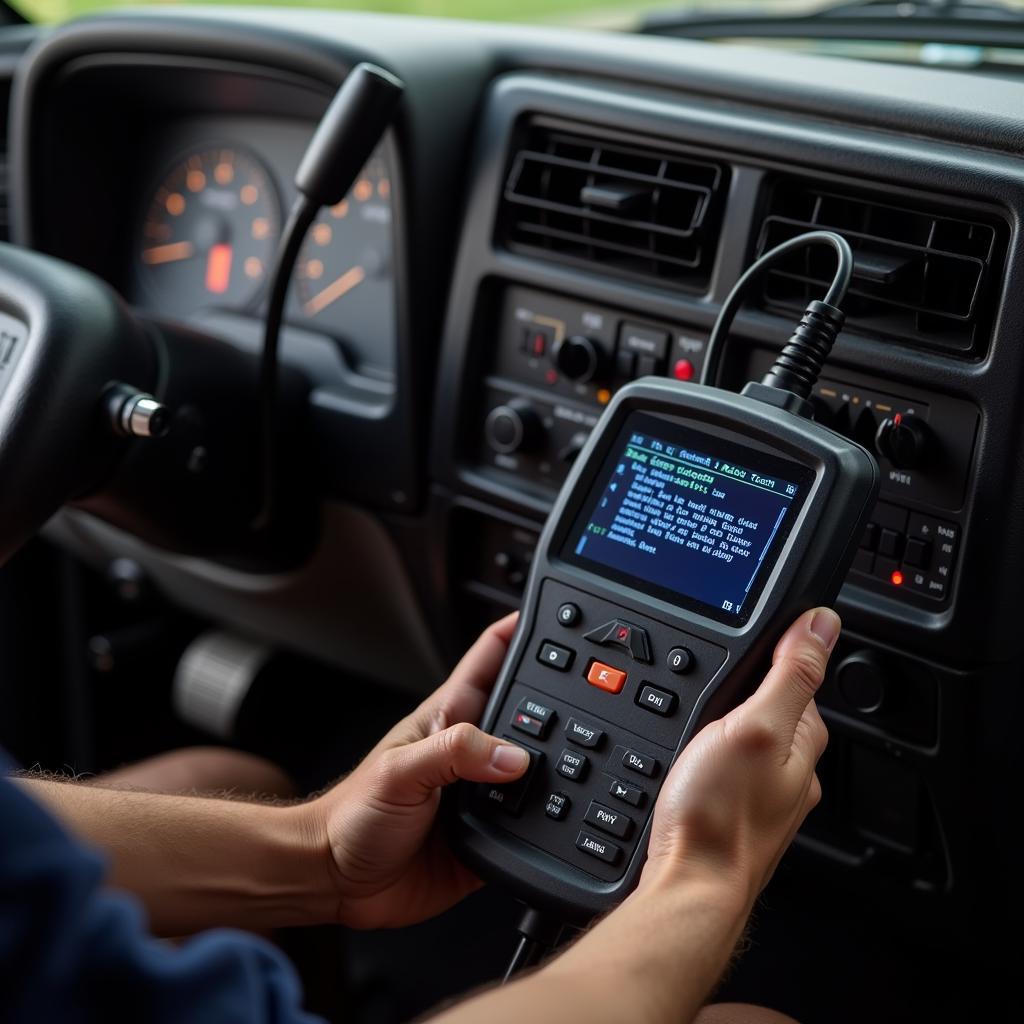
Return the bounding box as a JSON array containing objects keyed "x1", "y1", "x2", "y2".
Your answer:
[
  {"x1": 93, "y1": 747, "x2": 296, "y2": 798},
  {"x1": 695, "y1": 1005, "x2": 800, "y2": 1024}
]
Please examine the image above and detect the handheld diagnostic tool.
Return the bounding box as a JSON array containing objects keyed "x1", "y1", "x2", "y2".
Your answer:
[{"x1": 450, "y1": 232, "x2": 880, "y2": 927}]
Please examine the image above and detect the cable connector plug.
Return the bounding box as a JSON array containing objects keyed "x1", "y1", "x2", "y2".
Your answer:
[{"x1": 758, "y1": 299, "x2": 845, "y2": 410}]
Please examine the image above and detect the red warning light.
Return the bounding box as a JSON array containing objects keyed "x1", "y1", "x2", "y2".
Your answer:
[
  {"x1": 673, "y1": 359, "x2": 695, "y2": 382},
  {"x1": 890, "y1": 570, "x2": 904, "y2": 586},
  {"x1": 893, "y1": 413, "x2": 903, "y2": 426}
]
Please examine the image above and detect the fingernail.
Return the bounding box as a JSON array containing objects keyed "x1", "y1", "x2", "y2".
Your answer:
[
  {"x1": 491, "y1": 744, "x2": 530, "y2": 773},
  {"x1": 809, "y1": 608, "x2": 841, "y2": 651}
]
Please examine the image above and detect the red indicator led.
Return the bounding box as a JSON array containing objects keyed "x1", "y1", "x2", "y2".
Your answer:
[
  {"x1": 890, "y1": 570, "x2": 904, "y2": 586},
  {"x1": 673, "y1": 358, "x2": 695, "y2": 382},
  {"x1": 545, "y1": 368, "x2": 558, "y2": 384}
]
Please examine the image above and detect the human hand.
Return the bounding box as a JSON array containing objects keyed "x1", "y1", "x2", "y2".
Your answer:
[
  {"x1": 638, "y1": 607, "x2": 838, "y2": 911},
  {"x1": 307, "y1": 613, "x2": 527, "y2": 929}
]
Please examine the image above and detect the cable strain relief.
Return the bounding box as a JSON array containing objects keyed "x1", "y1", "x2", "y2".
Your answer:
[
  {"x1": 760, "y1": 300, "x2": 845, "y2": 401},
  {"x1": 516, "y1": 905, "x2": 563, "y2": 948}
]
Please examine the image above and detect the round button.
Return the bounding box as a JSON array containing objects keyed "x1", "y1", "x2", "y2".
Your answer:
[
  {"x1": 552, "y1": 335, "x2": 605, "y2": 383},
  {"x1": 667, "y1": 646, "x2": 694, "y2": 674},
  {"x1": 836, "y1": 651, "x2": 886, "y2": 714},
  {"x1": 557, "y1": 602, "x2": 581, "y2": 627},
  {"x1": 484, "y1": 399, "x2": 543, "y2": 455}
]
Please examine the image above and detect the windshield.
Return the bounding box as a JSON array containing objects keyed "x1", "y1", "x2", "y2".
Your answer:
[{"x1": 7, "y1": 1, "x2": 849, "y2": 29}]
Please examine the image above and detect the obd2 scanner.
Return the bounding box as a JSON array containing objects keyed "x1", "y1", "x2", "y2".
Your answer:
[{"x1": 449, "y1": 232, "x2": 879, "y2": 969}]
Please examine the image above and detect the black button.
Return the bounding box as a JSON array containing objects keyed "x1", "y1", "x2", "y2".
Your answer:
[
  {"x1": 619, "y1": 322, "x2": 670, "y2": 361},
  {"x1": 565, "y1": 717, "x2": 605, "y2": 749},
  {"x1": 584, "y1": 619, "x2": 652, "y2": 663},
  {"x1": 584, "y1": 800, "x2": 634, "y2": 839},
  {"x1": 537, "y1": 641, "x2": 574, "y2": 671},
  {"x1": 666, "y1": 646, "x2": 693, "y2": 674},
  {"x1": 903, "y1": 537, "x2": 932, "y2": 569},
  {"x1": 851, "y1": 549, "x2": 874, "y2": 575},
  {"x1": 878, "y1": 529, "x2": 903, "y2": 559},
  {"x1": 872, "y1": 501, "x2": 909, "y2": 532},
  {"x1": 478, "y1": 741, "x2": 540, "y2": 815},
  {"x1": 615, "y1": 349, "x2": 636, "y2": 378},
  {"x1": 517, "y1": 698, "x2": 554, "y2": 725},
  {"x1": 608, "y1": 779, "x2": 645, "y2": 807},
  {"x1": 622, "y1": 748, "x2": 658, "y2": 777},
  {"x1": 575, "y1": 830, "x2": 622, "y2": 865},
  {"x1": 638, "y1": 685, "x2": 676, "y2": 716},
  {"x1": 860, "y1": 523, "x2": 879, "y2": 551},
  {"x1": 511, "y1": 711, "x2": 545, "y2": 738},
  {"x1": 557, "y1": 748, "x2": 589, "y2": 782},
  {"x1": 545, "y1": 792, "x2": 571, "y2": 820},
  {"x1": 557, "y1": 603, "x2": 581, "y2": 627},
  {"x1": 512, "y1": 699, "x2": 555, "y2": 740},
  {"x1": 635, "y1": 353, "x2": 661, "y2": 377}
]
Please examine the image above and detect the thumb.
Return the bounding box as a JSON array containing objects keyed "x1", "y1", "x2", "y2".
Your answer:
[{"x1": 373, "y1": 723, "x2": 530, "y2": 805}]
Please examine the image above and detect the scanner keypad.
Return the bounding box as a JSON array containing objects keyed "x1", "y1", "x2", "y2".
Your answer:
[{"x1": 474, "y1": 578, "x2": 727, "y2": 883}]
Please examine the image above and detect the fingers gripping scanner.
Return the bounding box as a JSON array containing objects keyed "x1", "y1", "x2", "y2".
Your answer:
[{"x1": 449, "y1": 233, "x2": 879, "y2": 957}]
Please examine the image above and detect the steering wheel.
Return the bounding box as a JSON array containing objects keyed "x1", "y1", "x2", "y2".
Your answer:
[{"x1": 0, "y1": 242, "x2": 157, "y2": 565}]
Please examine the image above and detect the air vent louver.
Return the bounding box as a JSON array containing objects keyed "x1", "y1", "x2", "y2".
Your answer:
[
  {"x1": 500, "y1": 124, "x2": 729, "y2": 291},
  {"x1": 755, "y1": 180, "x2": 1006, "y2": 355}
]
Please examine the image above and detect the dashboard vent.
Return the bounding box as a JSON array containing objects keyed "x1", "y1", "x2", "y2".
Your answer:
[
  {"x1": 755, "y1": 179, "x2": 1006, "y2": 355},
  {"x1": 499, "y1": 124, "x2": 728, "y2": 291}
]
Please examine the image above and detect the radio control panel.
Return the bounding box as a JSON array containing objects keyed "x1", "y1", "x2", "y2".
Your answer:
[{"x1": 467, "y1": 284, "x2": 978, "y2": 610}]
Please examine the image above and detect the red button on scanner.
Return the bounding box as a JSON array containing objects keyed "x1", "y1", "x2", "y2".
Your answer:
[{"x1": 587, "y1": 660, "x2": 627, "y2": 694}]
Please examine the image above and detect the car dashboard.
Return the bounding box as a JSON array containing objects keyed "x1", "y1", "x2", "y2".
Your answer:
[{"x1": 0, "y1": 3, "x2": 1020, "y2": 982}]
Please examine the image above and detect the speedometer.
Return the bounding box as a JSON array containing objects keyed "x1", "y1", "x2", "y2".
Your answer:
[{"x1": 138, "y1": 147, "x2": 280, "y2": 316}]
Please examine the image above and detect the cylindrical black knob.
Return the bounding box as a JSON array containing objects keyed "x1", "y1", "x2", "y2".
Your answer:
[
  {"x1": 875, "y1": 414, "x2": 931, "y2": 469},
  {"x1": 484, "y1": 399, "x2": 544, "y2": 455},
  {"x1": 552, "y1": 335, "x2": 605, "y2": 383},
  {"x1": 836, "y1": 651, "x2": 886, "y2": 714}
]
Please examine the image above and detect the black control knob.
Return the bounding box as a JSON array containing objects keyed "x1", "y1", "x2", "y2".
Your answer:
[
  {"x1": 552, "y1": 335, "x2": 605, "y2": 383},
  {"x1": 835, "y1": 651, "x2": 887, "y2": 715},
  {"x1": 484, "y1": 399, "x2": 544, "y2": 455},
  {"x1": 875, "y1": 414, "x2": 931, "y2": 469}
]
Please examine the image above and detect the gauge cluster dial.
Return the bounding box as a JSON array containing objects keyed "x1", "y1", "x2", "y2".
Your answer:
[{"x1": 132, "y1": 120, "x2": 397, "y2": 377}]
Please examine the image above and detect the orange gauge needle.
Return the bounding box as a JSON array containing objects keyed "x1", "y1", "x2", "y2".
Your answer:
[
  {"x1": 304, "y1": 265, "x2": 366, "y2": 316},
  {"x1": 142, "y1": 240, "x2": 196, "y2": 265},
  {"x1": 205, "y1": 243, "x2": 233, "y2": 294}
]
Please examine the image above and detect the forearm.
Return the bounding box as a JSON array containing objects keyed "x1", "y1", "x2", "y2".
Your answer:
[
  {"x1": 13, "y1": 777, "x2": 335, "y2": 936},
  {"x1": 431, "y1": 872, "x2": 750, "y2": 1024}
]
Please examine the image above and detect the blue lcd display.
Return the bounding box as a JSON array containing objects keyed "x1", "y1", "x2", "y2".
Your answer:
[{"x1": 564, "y1": 415, "x2": 810, "y2": 623}]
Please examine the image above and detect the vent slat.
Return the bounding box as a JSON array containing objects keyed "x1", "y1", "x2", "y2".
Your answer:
[
  {"x1": 499, "y1": 125, "x2": 728, "y2": 291},
  {"x1": 756, "y1": 181, "x2": 1006, "y2": 354}
]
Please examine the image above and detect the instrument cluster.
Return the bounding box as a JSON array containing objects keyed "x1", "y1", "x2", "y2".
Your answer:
[{"x1": 131, "y1": 117, "x2": 397, "y2": 376}]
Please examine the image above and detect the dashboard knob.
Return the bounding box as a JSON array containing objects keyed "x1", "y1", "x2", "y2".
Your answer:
[
  {"x1": 875, "y1": 413, "x2": 931, "y2": 469},
  {"x1": 552, "y1": 335, "x2": 605, "y2": 383},
  {"x1": 485, "y1": 399, "x2": 544, "y2": 455}
]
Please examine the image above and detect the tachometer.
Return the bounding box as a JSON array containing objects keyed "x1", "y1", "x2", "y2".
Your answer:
[
  {"x1": 293, "y1": 149, "x2": 392, "y2": 327},
  {"x1": 138, "y1": 147, "x2": 280, "y2": 315}
]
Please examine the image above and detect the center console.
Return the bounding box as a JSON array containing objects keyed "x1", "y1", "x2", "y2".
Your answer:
[{"x1": 431, "y1": 71, "x2": 1023, "y2": 925}]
